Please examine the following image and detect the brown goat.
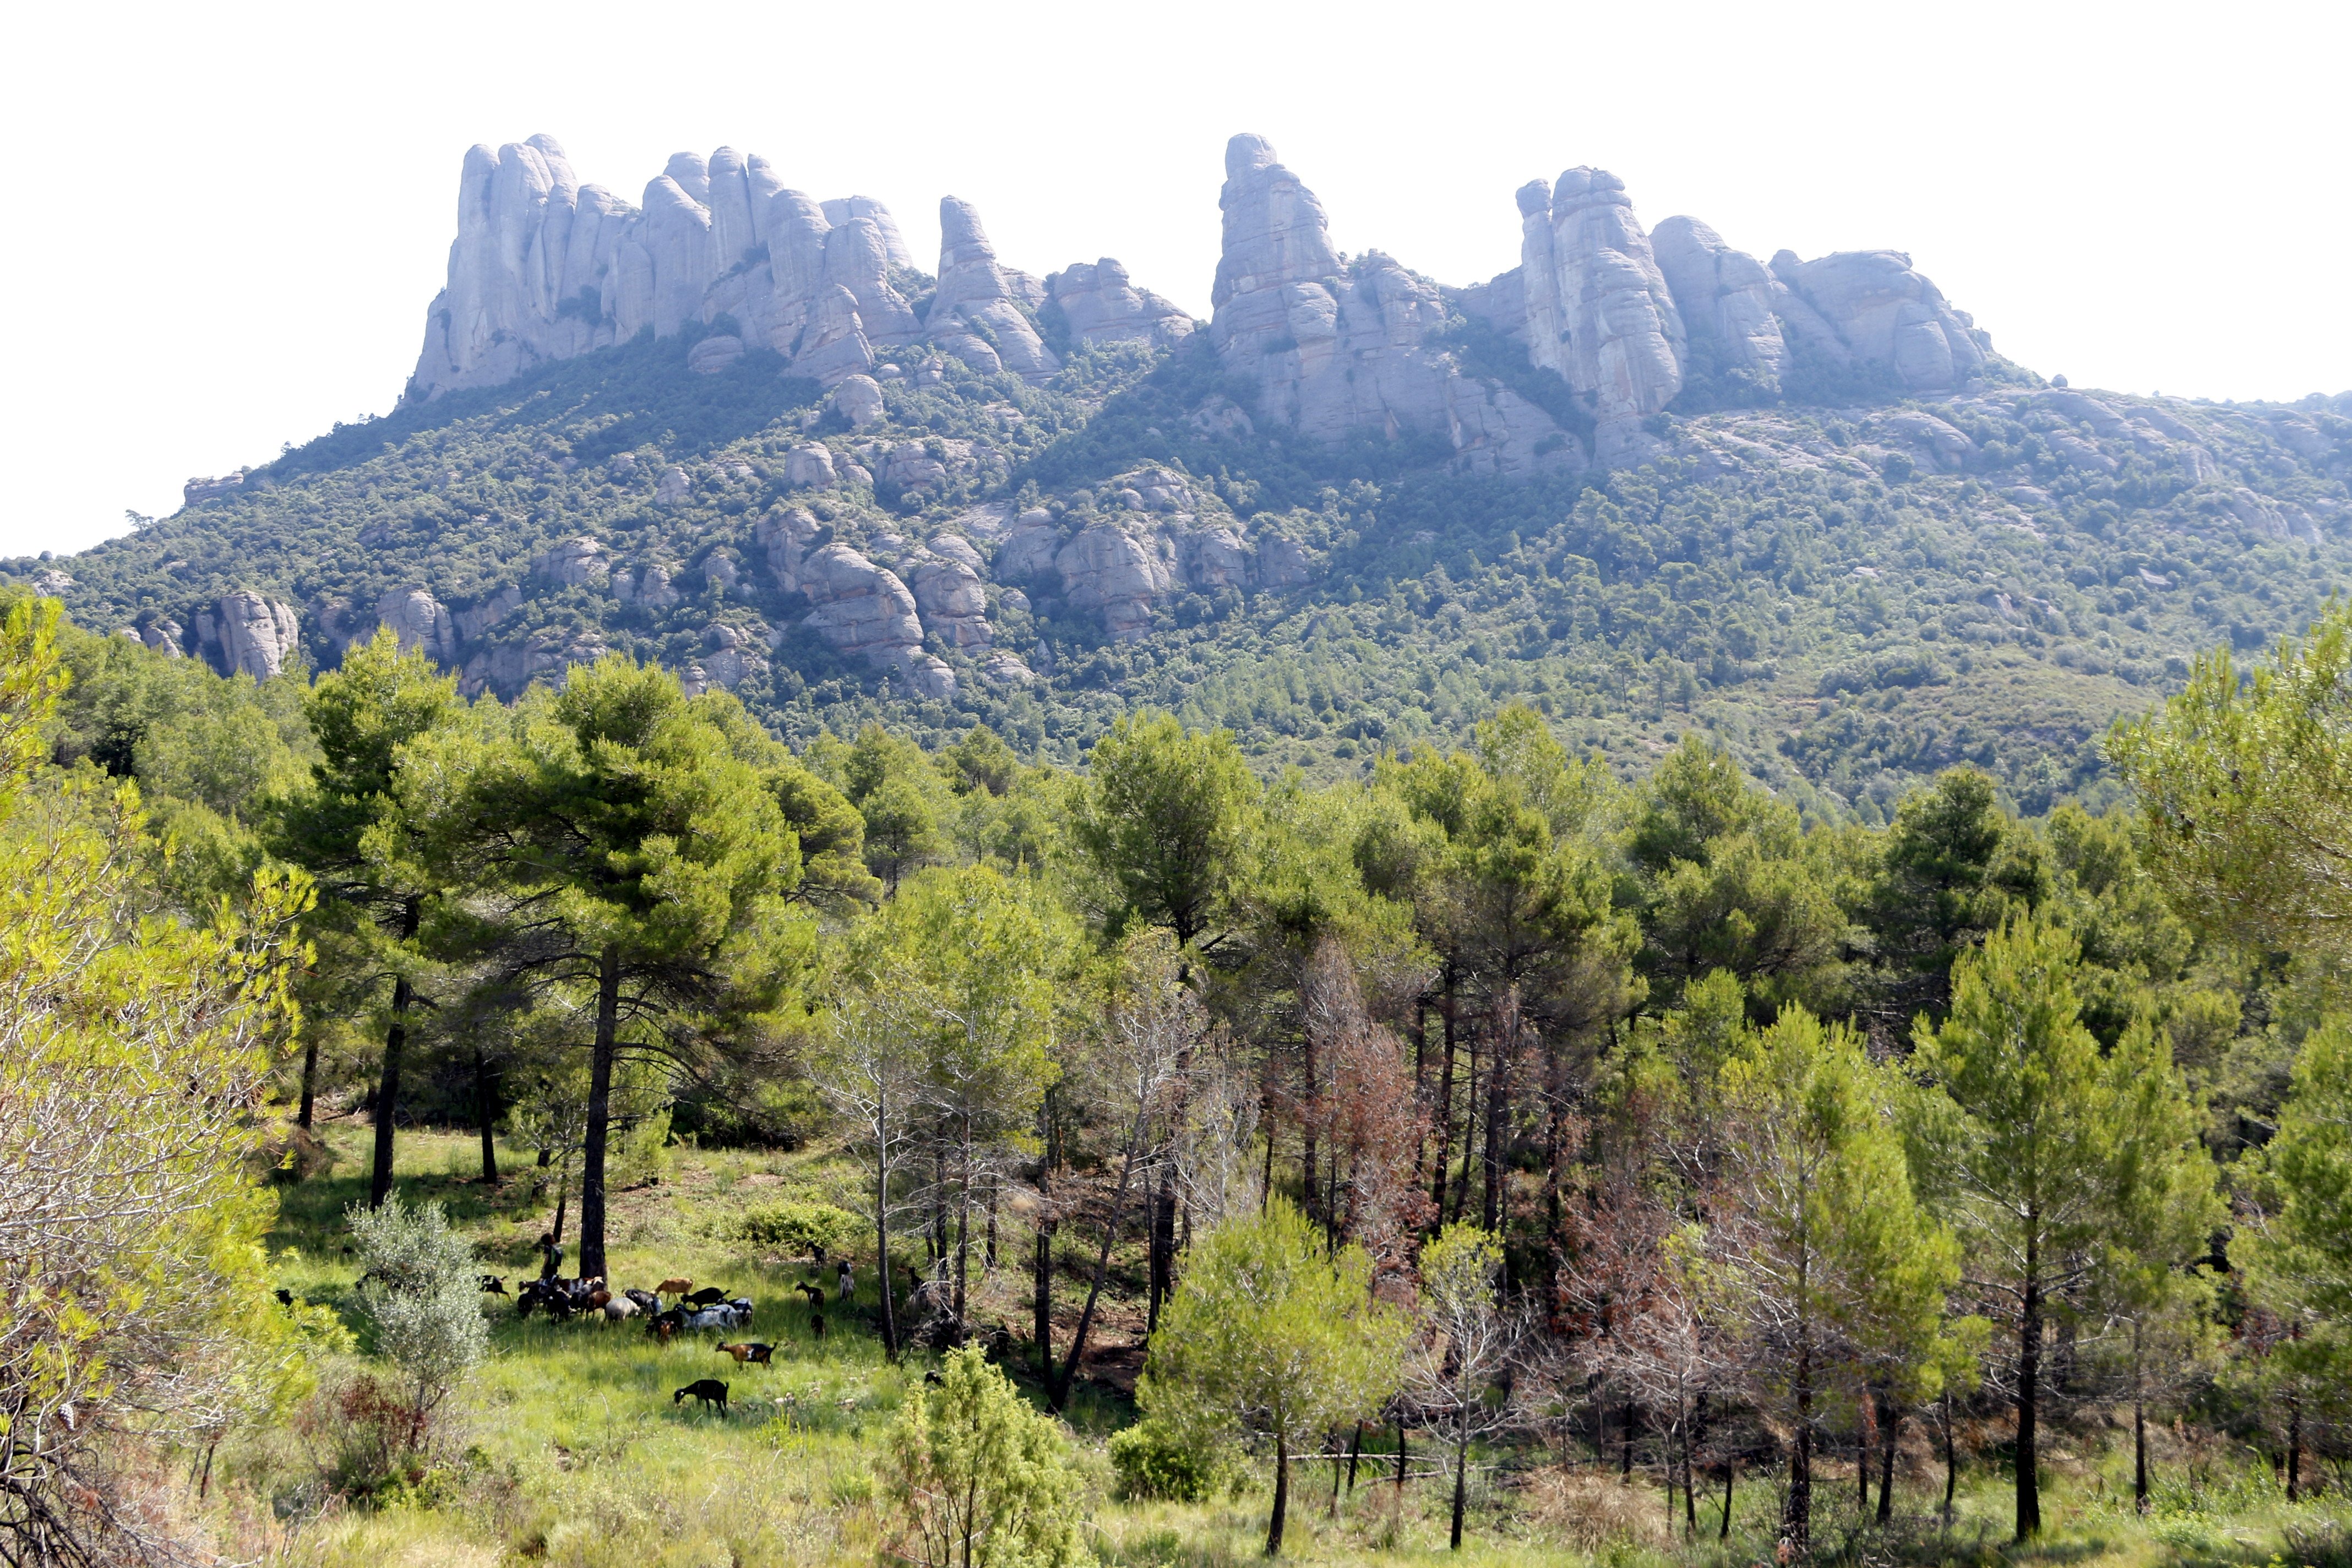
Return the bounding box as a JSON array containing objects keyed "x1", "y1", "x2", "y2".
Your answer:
[
  {"x1": 716, "y1": 1341, "x2": 774, "y2": 1365},
  {"x1": 655, "y1": 1277, "x2": 693, "y2": 1296}
]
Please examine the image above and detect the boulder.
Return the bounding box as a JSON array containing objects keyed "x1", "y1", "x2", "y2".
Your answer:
[
  {"x1": 1520, "y1": 168, "x2": 1684, "y2": 454},
  {"x1": 995, "y1": 508, "x2": 1063, "y2": 581},
  {"x1": 925, "y1": 534, "x2": 985, "y2": 574},
  {"x1": 194, "y1": 591, "x2": 300, "y2": 680},
  {"x1": 905, "y1": 553, "x2": 993, "y2": 648},
  {"x1": 1045, "y1": 258, "x2": 1196, "y2": 348},
  {"x1": 183, "y1": 472, "x2": 246, "y2": 506},
  {"x1": 687, "y1": 334, "x2": 745, "y2": 374},
  {"x1": 1057, "y1": 522, "x2": 1174, "y2": 639},
  {"x1": 374, "y1": 586, "x2": 459, "y2": 665},
  {"x1": 1179, "y1": 525, "x2": 1252, "y2": 591},
  {"x1": 1210, "y1": 135, "x2": 1574, "y2": 473},
  {"x1": 797, "y1": 543, "x2": 926, "y2": 664},
  {"x1": 655, "y1": 466, "x2": 692, "y2": 505},
  {"x1": 785, "y1": 444, "x2": 840, "y2": 488},
  {"x1": 140, "y1": 619, "x2": 186, "y2": 657},
  {"x1": 1255, "y1": 531, "x2": 1316, "y2": 589},
  {"x1": 830, "y1": 374, "x2": 886, "y2": 428},
  {"x1": 978, "y1": 651, "x2": 1037, "y2": 684},
  {"x1": 533, "y1": 537, "x2": 607, "y2": 586},
  {"x1": 754, "y1": 507, "x2": 823, "y2": 592}
]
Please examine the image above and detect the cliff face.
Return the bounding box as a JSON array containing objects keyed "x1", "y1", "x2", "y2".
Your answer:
[
  {"x1": 409, "y1": 129, "x2": 2003, "y2": 469},
  {"x1": 407, "y1": 138, "x2": 1133, "y2": 400}
]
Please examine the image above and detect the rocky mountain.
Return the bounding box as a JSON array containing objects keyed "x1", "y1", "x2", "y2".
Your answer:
[{"x1": 15, "y1": 132, "x2": 2352, "y2": 815}]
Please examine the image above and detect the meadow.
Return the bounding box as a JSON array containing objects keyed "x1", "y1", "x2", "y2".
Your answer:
[{"x1": 238, "y1": 1122, "x2": 2348, "y2": 1568}]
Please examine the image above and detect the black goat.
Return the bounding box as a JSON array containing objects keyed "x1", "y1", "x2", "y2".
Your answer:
[
  {"x1": 478, "y1": 1275, "x2": 508, "y2": 1296},
  {"x1": 674, "y1": 1379, "x2": 729, "y2": 1414},
  {"x1": 794, "y1": 1281, "x2": 826, "y2": 1309},
  {"x1": 683, "y1": 1286, "x2": 728, "y2": 1308}
]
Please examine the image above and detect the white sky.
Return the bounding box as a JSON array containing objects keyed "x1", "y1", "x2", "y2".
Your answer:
[{"x1": 2, "y1": 0, "x2": 2343, "y2": 559}]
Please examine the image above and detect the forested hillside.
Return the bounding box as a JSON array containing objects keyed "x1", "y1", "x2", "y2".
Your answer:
[
  {"x1": 18, "y1": 324, "x2": 2352, "y2": 818},
  {"x1": 9, "y1": 574, "x2": 2352, "y2": 1565}
]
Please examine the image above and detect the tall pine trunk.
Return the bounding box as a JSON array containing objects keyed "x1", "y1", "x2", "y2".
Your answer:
[
  {"x1": 1033, "y1": 1092, "x2": 1055, "y2": 1381},
  {"x1": 2132, "y1": 1321, "x2": 2149, "y2": 1512},
  {"x1": 2016, "y1": 1229, "x2": 2042, "y2": 1540},
  {"x1": 875, "y1": 1101, "x2": 900, "y2": 1358},
  {"x1": 473, "y1": 1044, "x2": 500, "y2": 1185},
  {"x1": 578, "y1": 944, "x2": 621, "y2": 1282},
  {"x1": 1875, "y1": 1390, "x2": 1897, "y2": 1525},
  {"x1": 1267, "y1": 1431, "x2": 1289, "y2": 1557},
  {"x1": 367, "y1": 899, "x2": 423, "y2": 1208},
  {"x1": 297, "y1": 1036, "x2": 319, "y2": 1129},
  {"x1": 1785, "y1": 1338, "x2": 1813, "y2": 1554},
  {"x1": 1428, "y1": 971, "x2": 1457, "y2": 1214},
  {"x1": 1450, "y1": 1411, "x2": 1469, "y2": 1549}
]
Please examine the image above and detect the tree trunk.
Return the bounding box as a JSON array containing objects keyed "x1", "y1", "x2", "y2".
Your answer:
[
  {"x1": 2016, "y1": 1231, "x2": 2042, "y2": 1540},
  {"x1": 1859, "y1": 1394, "x2": 1871, "y2": 1513},
  {"x1": 1685, "y1": 1417, "x2": 1700, "y2": 1536},
  {"x1": 368, "y1": 901, "x2": 423, "y2": 1208},
  {"x1": 1054, "y1": 1108, "x2": 1150, "y2": 1410},
  {"x1": 1267, "y1": 1431, "x2": 1289, "y2": 1558},
  {"x1": 578, "y1": 944, "x2": 621, "y2": 1282},
  {"x1": 1450, "y1": 1028, "x2": 1480, "y2": 1224},
  {"x1": 1451, "y1": 1414, "x2": 1469, "y2": 1550},
  {"x1": 473, "y1": 1045, "x2": 500, "y2": 1185},
  {"x1": 1785, "y1": 1341, "x2": 1812, "y2": 1554},
  {"x1": 1721, "y1": 1457, "x2": 1735, "y2": 1541},
  {"x1": 876, "y1": 1105, "x2": 900, "y2": 1359},
  {"x1": 297, "y1": 1035, "x2": 319, "y2": 1129},
  {"x1": 1397, "y1": 1419, "x2": 1408, "y2": 1493},
  {"x1": 1622, "y1": 1400, "x2": 1637, "y2": 1478},
  {"x1": 2288, "y1": 1389, "x2": 2302, "y2": 1503},
  {"x1": 1942, "y1": 1389, "x2": 1957, "y2": 1528},
  {"x1": 1347, "y1": 1421, "x2": 1363, "y2": 1492},
  {"x1": 549, "y1": 1168, "x2": 568, "y2": 1251},
  {"x1": 1429, "y1": 971, "x2": 1457, "y2": 1213},
  {"x1": 1876, "y1": 1391, "x2": 1897, "y2": 1525},
  {"x1": 2132, "y1": 1320, "x2": 2148, "y2": 1512},
  {"x1": 1033, "y1": 1093, "x2": 1055, "y2": 1382},
  {"x1": 1482, "y1": 993, "x2": 1513, "y2": 1236}
]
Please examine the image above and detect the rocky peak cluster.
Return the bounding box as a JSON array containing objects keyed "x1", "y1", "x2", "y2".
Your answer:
[
  {"x1": 409, "y1": 137, "x2": 1191, "y2": 400},
  {"x1": 1213, "y1": 134, "x2": 1994, "y2": 469}
]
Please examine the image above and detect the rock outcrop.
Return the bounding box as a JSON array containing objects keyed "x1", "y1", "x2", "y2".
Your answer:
[
  {"x1": 924, "y1": 199, "x2": 1058, "y2": 380},
  {"x1": 1209, "y1": 134, "x2": 1582, "y2": 475},
  {"x1": 1046, "y1": 260, "x2": 1195, "y2": 348},
  {"x1": 194, "y1": 591, "x2": 300, "y2": 680},
  {"x1": 794, "y1": 543, "x2": 955, "y2": 696},
  {"x1": 1057, "y1": 522, "x2": 1174, "y2": 640},
  {"x1": 1651, "y1": 216, "x2": 1789, "y2": 389},
  {"x1": 1770, "y1": 249, "x2": 1986, "y2": 393},
  {"x1": 408, "y1": 138, "x2": 1197, "y2": 402},
  {"x1": 375, "y1": 586, "x2": 458, "y2": 666},
  {"x1": 1517, "y1": 169, "x2": 1685, "y2": 463}
]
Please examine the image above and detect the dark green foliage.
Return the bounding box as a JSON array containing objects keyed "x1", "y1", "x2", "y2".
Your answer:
[{"x1": 13, "y1": 315, "x2": 2349, "y2": 825}]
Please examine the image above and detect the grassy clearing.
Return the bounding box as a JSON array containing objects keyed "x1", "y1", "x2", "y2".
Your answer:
[{"x1": 224, "y1": 1120, "x2": 2344, "y2": 1568}]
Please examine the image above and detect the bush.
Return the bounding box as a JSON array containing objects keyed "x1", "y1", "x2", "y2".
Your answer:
[
  {"x1": 884, "y1": 1346, "x2": 1090, "y2": 1568},
  {"x1": 609, "y1": 1105, "x2": 672, "y2": 1190},
  {"x1": 733, "y1": 1198, "x2": 860, "y2": 1258},
  {"x1": 1108, "y1": 1418, "x2": 1219, "y2": 1502},
  {"x1": 345, "y1": 1197, "x2": 488, "y2": 1467}
]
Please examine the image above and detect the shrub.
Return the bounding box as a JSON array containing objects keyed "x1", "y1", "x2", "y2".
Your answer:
[
  {"x1": 733, "y1": 1198, "x2": 860, "y2": 1258},
  {"x1": 345, "y1": 1197, "x2": 488, "y2": 1466},
  {"x1": 884, "y1": 1345, "x2": 1090, "y2": 1568},
  {"x1": 1108, "y1": 1418, "x2": 1219, "y2": 1502}
]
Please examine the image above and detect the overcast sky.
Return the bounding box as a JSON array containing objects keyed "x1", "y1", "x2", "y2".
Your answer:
[{"x1": 2, "y1": 0, "x2": 2342, "y2": 559}]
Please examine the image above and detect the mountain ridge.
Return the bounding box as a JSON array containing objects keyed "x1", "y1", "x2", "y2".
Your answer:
[{"x1": 11, "y1": 131, "x2": 2351, "y2": 817}]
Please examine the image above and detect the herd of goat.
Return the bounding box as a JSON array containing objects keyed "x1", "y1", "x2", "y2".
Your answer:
[{"x1": 481, "y1": 1271, "x2": 835, "y2": 1348}]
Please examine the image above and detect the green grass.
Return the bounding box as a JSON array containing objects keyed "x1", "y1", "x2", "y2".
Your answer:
[{"x1": 228, "y1": 1121, "x2": 2346, "y2": 1568}]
